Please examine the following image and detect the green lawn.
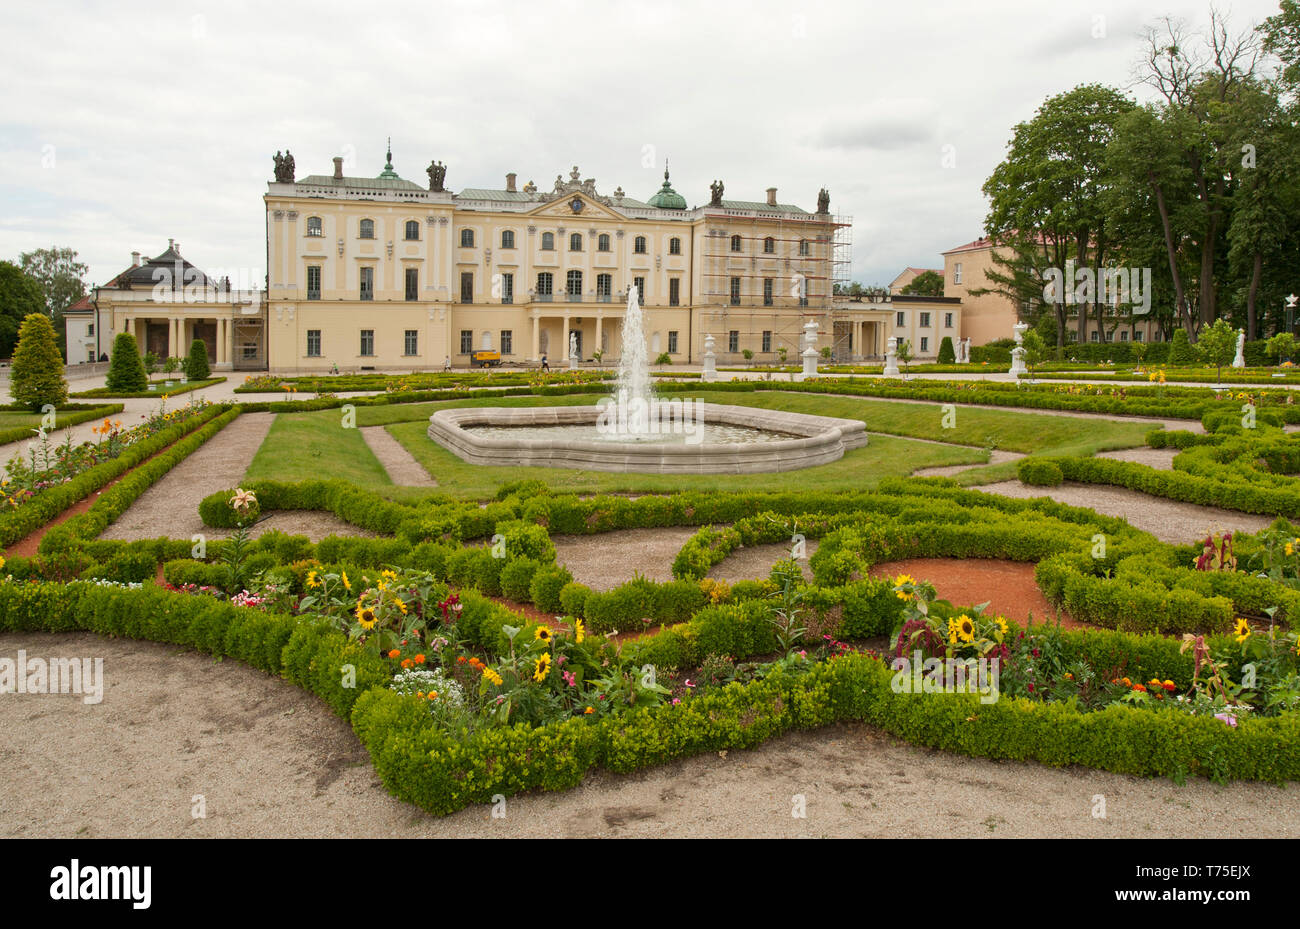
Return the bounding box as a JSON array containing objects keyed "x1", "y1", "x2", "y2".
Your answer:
[
  {"x1": 384, "y1": 421, "x2": 985, "y2": 498},
  {"x1": 356, "y1": 389, "x2": 1153, "y2": 483},
  {"x1": 244, "y1": 410, "x2": 393, "y2": 486}
]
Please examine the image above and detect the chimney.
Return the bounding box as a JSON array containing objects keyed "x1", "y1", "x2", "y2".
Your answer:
[
  {"x1": 173, "y1": 242, "x2": 180, "y2": 254},
  {"x1": 506, "y1": 172, "x2": 517, "y2": 193},
  {"x1": 766, "y1": 187, "x2": 777, "y2": 207},
  {"x1": 333, "y1": 156, "x2": 344, "y2": 180},
  {"x1": 131, "y1": 251, "x2": 141, "y2": 267}
]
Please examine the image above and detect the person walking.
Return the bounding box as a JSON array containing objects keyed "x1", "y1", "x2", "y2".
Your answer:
[
  {"x1": 443, "y1": 355, "x2": 452, "y2": 372},
  {"x1": 540, "y1": 353, "x2": 549, "y2": 372}
]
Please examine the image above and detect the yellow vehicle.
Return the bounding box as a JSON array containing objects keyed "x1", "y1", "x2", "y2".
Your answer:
[{"x1": 471, "y1": 350, "x2": 502, "y2": 368}]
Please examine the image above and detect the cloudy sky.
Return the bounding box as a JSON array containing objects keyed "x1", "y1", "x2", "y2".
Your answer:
[{"x1": 0, "y1": 0, "x2": 1285, "y2": 290}]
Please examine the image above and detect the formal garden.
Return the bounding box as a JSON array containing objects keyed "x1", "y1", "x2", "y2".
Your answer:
[{"x1": 3, "y1": 316, "x2": 1299, "y2": 821}]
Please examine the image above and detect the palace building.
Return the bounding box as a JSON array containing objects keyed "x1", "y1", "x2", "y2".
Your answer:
[{"x1": 263, "y1": 145, "x2": 861, "y2": 372}]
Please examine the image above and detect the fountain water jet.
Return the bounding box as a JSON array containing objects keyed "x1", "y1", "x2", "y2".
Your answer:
[{"x1": 610, "y1": 285, "x2": 655, "y2": 436}]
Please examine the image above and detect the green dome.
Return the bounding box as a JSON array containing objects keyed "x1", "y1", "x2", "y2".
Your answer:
[
  {"x1": 378, "y1": 138, "x2": 400, "y2": 180},
  {"x1": 647, "y1": 163, "x2": 686, "y2": 210}
]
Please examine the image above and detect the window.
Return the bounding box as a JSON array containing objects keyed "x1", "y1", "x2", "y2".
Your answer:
[
  {"x1": 597, "y1": 233, "x2": 610, "y2": 252},
  {"x1": 460, "y1": 272, "x2": 474, "y2": 303},
  {"x1": 730, "y1": 277, "x2": 741, "y2": 306},
  {"x1": 87, "y1": 348, "x2": 95, "y2": 363},
  {"x1": 306, "y1": 329, "x2": 321, "y2": 357},
  {"x1": 566, "y1": 269, "x2": 583, "y2": 300},
  {"x1": 1119, "y1": 330, "x2": 1129, "y2": 342},
  {"x1": 405, "y1": 220, "x2": 419, "y2": 241},
  {"x1": 307, "y1": 216, "x2": 323, "y2": 237},
  {"x1": 501, "y1": 330, "x2": 513, "y2": 355},
  {"x1": 403, "y1": 266, "x2": 420, "y2": 301},
  {"x1": 360, "y1": 219, "x2": 375, "y2": 239},
  {"x1": 920, "y1": 337, "x2": 929, "y2": 353},
  {"x1": 501, "y1": 272, "x2": 514, "y2": 304},
  {"x1": 597, "y1": 273, "x2": 612, "y2": 300},
  {"x1": 669, "y1": 237, "x2": 681, "y2": 255},
  {"x1": 541, "y1": 232, "x2": 555, "y2": 250},
  {"x1": 763, "y1": 236, "x2": 774, "y2": 254},
  {"x1": 87, "y1": 323, "x2": 94, "y2": 335},
  {"x1": 1090, "y1": 330, "x2": 1099, "y2": 343},
  {"x1": 896, "y1": 311, "x2": 905, "y2": 327},
  {"x1": 669, "y1": 278, "x2": 680, "y2": 306},
  {"x1": 536, "y1": 271, "x2": 553, "y2": 297},
  {"x1": 633, "y1": 276, "x2": 646, "y2": 299},
  {"x1": 307, "y1": 265, "x2": 321, "y2": 300},
  {"x1": 730, "y1": 234, "x2": 742, "y2": 252},
  {"x1": 501, "y1": 230, "x2": 515, "y2": 249},
  {"x1": 460, "y1": 228, "x2": 475, "y2": 248},
  {"x1": 798, "y1": 239, "x2": 809, "y2": 257},
  {"x1": 634, "y1": 235, "x2": 647, "y2": 254},
  {"x1": 762, "y1": 330, "x2": 772, "y2": 352},
  {"x1": 404, "y1": 329, "x2": 419, "y2": 356},
  {"x1": 668, "y1": 330, "x2": 678, "y2": 354},
  {"x1": 763, "y1": 278, "x2": 774, "y2": 306},
  {"x1": 1134, "y1": 330, "x2": 1144, "y2": 342},
  {"x1": 569, "y1": 233, "x2": 583, "y2": 252},
  {"x1": 728, "y1": 331, "x2": 739, "y2": 353},
  {"x1": 920, "y1": 312, "x2": 931, "y2": 327},
  {"x1": 359, "y1": 266, "x2": 374, "y2": 301},
  {"x1": 944, "y1": 312, "x2": 954, "y2": 328},
  {"x1": 360, "y1": 329, "x2": 374, "y2": 356},
  {"x1": 460, "y1": 330, "x2": 473, "y2": 354},
  {"x1": 953, "y1": 263, "x2": 962, "y2": 284}
]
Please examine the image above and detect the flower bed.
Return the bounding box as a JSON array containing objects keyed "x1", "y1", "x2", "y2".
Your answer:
[
  {"x1": 0, "y1": 403, "x2": 125, "y2": 446},
  {"x1": 69, "y1": 377, "x2": 226, "y2": 399}
]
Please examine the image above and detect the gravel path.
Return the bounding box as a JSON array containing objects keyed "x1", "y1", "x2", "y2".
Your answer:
[
  {"x1": 361, "y1": 426, "x2": 437, "y2": 486},
  {"x1": 3, "y1": 631, "x2": 1296, "y2": 838},
  {"x1": 97, "y1": 413, "x2": 373, "y2": 542},
  {"x1": 1096, "y1": 447, "x2": 1179, "y2": 470},
  {"x1": 553, "y1": 528, "x2": 699, "y2": 590},
  {"x1": 977, "y1": 481, "x2": 1273, "y2": 544},
  {"x1": 710, "y1": 541, "x2": 819, "y2": 583},
  {"x1": 913, "y1": 449, "x2": 1023, "y2": 478}
]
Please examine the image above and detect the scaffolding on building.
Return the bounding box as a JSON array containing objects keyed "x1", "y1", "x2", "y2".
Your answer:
[{"x1": 697, "y1": 210, "x2": 852, "y2": 361}]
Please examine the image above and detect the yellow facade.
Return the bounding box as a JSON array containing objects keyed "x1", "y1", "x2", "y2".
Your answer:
[{"x1": 265, "y1": 156, "x2": 846, "y2": 372}]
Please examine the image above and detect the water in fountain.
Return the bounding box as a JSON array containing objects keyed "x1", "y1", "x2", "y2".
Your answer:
[{"x1": 613, "y1": 284, "x2": 655, "y2": 435}]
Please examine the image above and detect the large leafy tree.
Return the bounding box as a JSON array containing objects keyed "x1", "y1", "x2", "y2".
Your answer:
[
  {"x1": 0, "y1": 261, "x2": 45, "y2": 359},
  {"x1": 899, "y1": 270, "x2": 944, "y2": 296},
  {"x1": 981, "y1": 84, "x2": 1136, "y2": 347},
  {"x1": 19, "y1": 246, "x2": 88, "y2": 356}
]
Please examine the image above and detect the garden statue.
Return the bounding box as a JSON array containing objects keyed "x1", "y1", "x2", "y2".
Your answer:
[
  {"x1": 795, "y1": 319, "x2": 821, "y2": 381},
  {"x1": 817, "y1": 188, "x2": 830, "y2": 214},
  {"x1": 709, "y1": 180, "x2": 724, "y2": 207},
  {"x1": 883, "y1": 336, "x2": 900, "y2": 376},
  {"x1": 1232, "y1": 329, "x2": 1246, "y2": 368},
  {"x1": 568, "y1": 330, "x2": 579, "y2": 369},
  {"x1": 702, "y1": 333, "x2": 718, "y2": 382},
  {"x1": 272, "y1": 150, "x2": 296, "y2": 183},
  {"x1": 1009, "y1": 322, "x2": 1028, "y2": 376}
]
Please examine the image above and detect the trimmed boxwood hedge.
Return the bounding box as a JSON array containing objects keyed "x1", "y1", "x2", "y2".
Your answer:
[
  {"x1": 2, "y1": 579, "x2": 1292, "y2": 821},
  {"x1": 0, "y1": 403, "x2": 125, "y2": 445},
  {"x1": 1018, "y1": 458, "x2": 1064, "y2": 487}
]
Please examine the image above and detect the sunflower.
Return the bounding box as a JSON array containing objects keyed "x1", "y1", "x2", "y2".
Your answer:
[
  {"x1": 306, "y1": 570, "x2": 318, "y2": 588},
  {"x1": 534, "y1": 625, "x2": 553, "y2": 644},
  {"x1": 573, "y1": 619, "x2": 585, "y2": 644},
  {"x1": 1288, "y1": 542, "x2": 1295, "y2": 557},
  {"x1": 955, "y1": 614, "x2": 975, "y2": 643},
  {"x1": 356, "y1": 605, "x2": 378, "y2": 630},
  {"x1": 1234, "y1": 618, "x2": 1252, "y2": 643},
  {"x1": 482, "y1": 666, "x2": 503, "y2": 686},
  {"x1": 381, "y1": 569, "x2": 398, "y2": 581},
  {"x1": 533, "y1": 653, "x2": 551, "y2": 682},
  {"x1": 995, "y1": 617, "x2": 1008, "y2": 636},
  {"x1": 342, "y1": 571, "x2": 351, "y2": 591},
  {"x1": 394, "y1": 597, "x2": 408, "y2": 614}
]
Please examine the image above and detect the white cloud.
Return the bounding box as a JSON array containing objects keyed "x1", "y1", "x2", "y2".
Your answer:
[{"x1": 0, "y1": 0, "x2": 1284, "y2": 288}]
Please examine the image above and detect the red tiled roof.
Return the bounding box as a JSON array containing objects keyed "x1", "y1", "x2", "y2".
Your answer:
[{"x1": 65, "y1": 294, "x2": 94, "y2": 313}]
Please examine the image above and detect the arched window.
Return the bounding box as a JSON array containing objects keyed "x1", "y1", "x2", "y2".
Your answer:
[
  {"x1": 669, "y1": 237, "x2": 681, "y2": 255},
  {"x1": 306, "y1": 216, "x2": 323, "y2": 237},
  {"x1": 566, "y1": 269, "x2": 583, "y2": 297},
  {"x1": 569, "y1": 233, "x2": 583, "y2": 251},
  {"x1": 541, "y1": 232, "x2": 555, "y2": 250},
  {"x1": 460, "y1": 228, "x2": 475, "y2": 248},
  {"x1": 536, "y1": 272, "x2": 553, "y2": 295},
  {"x1": 798, "y1": 239, "x2": 810, "y2": 257},
  {"x1": 405, "y1": 220, "x2": 420, "y2": 241},
  {"x1": 501, "y1": 229, "x2": 515, "y2": 249},
  {"x1": 730, "y1": 234, "x2": 742, "y2": 252},
  {"x1": 597, "y1": 233, "x2": 610, "y2": 252},
  {"x1": 634, "y1": 235, "x2": 647, "y2": 254},
  {"x1": 763, "y1": 236, "x2": 774, "y2": 254},
  {"x1": 359, "y1": 219, "x2": 375, "y2": 239}
]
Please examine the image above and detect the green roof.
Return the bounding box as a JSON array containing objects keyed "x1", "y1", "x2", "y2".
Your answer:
[
  {"x1": 296, "y1": 174, "x2": 426, "y2": 192},
  {"x1": 456, "y1": 189, "x2": 538, "y2": 202},
  {"x1": 646, "y1": 164, "x2": 687, "y2": 210},
  {"x1": 719, "y1": 199, "x2": 809, "y2": 215}
]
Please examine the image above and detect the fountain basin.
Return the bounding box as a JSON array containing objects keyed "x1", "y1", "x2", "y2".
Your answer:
[{"x1": 426, "y1": 403, "x2": 868, "y2": 474}]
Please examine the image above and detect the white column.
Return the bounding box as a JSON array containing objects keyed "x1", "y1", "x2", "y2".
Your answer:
[
  {"x1": 595, "y1": 315, "x2": 603, "y2": 360},
  {"x1": 531, "y1": 314, "x2": 540, "y2": 360}
]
